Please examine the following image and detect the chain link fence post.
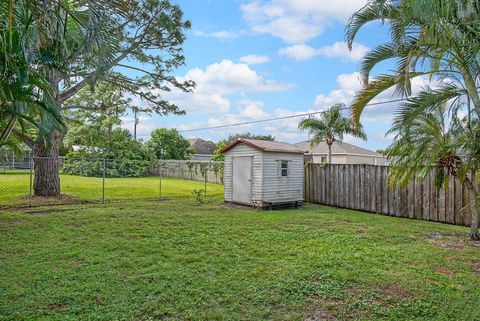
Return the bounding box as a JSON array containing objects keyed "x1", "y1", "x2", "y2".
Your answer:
[
  {"x1": 159, "y1": 160, "x2": 162, "y2": 201},
  {"x1": 29, "y1": 154, "x2": 33, "y2": 207},
  {"x1": 204, "y1": 173, "x2": 207, "y2": 196},
  {"x1": 102, "y1": 158, "x2": 106, "y2": 204}
]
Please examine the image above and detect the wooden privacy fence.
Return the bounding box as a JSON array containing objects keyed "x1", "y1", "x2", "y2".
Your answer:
[{"x1": 304, "y1": 163, "x2": 477, "y2": 226}]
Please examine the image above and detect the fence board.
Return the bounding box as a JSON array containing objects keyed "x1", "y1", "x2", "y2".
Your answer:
[
  {"x1": 423, "y1": 178, "x2": 430, "y2": 221},
  {"x1": 415, "y1": 179, "x2": 423, "y2": 220},
  {"x1": 439, "y1": 186, "x2": 446, "y2": 223},
  {"x1": 350, "y1": 165, "x2": 354, "y2": 209},
  {"x1": 304, "y1": 164, "x2": 472, "y2": 227},
  {"x1": 454, "y1": 179, "x2": 463, "y2": 226}
]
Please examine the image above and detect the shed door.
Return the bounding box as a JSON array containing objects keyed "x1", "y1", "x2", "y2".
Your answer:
[{"x1": 232, "y1": 156, "x2": 252, "y2": 204}]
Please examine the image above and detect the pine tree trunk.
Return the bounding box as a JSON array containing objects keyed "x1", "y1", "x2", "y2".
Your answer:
[{"x1": 33, "y1": 131, "x2": 61, "y2": 196}]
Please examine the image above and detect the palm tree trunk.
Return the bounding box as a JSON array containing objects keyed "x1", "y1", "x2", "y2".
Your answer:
[
  {"x1": 462, "y1": 70, "x2": 480, "y2": 119},
  {"x1": 33, "y1": 69, "x2": 62, "y2": 196},
  {"x1": 464, "y1": 176, "x2": 480, "y2": 240},
  {"x1": 33, "y1": 130, "x2": 61, "y2": 196},
  {"x1": 327, "y1": 143, "x2": 332, "y2": 164}
]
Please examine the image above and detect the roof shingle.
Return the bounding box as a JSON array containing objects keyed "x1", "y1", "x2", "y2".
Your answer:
[
  {"x1": 294, "y1": 141, "x2": 382, "y2": 157},
  {"x1": 188, "y1": 138, "x2": 216, "y2": 155},
  {"x1": 222, "y1": 138, "x2": 304, "y2": 154}
]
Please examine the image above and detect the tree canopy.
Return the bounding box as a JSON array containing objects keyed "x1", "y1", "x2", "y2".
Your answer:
[
  {"x1": 298, "y1": 103, "x2": 367, "y2": 163},
  {"x1": 146, "y1": 128, "x2": 192, "y2": 160},
  {"x1": 346, "y1": 0, "x2": 480, "y2": 239},
  {"x1": 1, "y1": 0, "x2": 194, "y2": 196}
]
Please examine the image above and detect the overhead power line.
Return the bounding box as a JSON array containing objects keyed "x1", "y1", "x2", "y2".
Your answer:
[{"x1": 178, "y1": 98, "x2": 408, "y2": 133}]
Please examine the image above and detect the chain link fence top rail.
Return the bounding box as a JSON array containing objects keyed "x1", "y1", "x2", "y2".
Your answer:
[{"x1": 0, "y1": 156, "x2": 224, "y2": 208}]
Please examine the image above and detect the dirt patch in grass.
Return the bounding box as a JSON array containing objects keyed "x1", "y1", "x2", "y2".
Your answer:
[
  {"x1": 304, "y1": 298, "x2": 341, "y2": 321},
  {"x1": 472, "y1": 261, "x2": 480, "y2": 276},
  {"x1": 426, "y1": 232, "x2": 480, "y2": 249},
  {"x1": 356, "y1": 228, "x2": 367, "y2": 234},
  {"x1": 435, "y1": 267, "x2": 456, "y2": 277},
  {"x1": 221, "y1": 203, "x2": 254, "y2": 210},
  {"x1": 27, "y1": 208, "x2": 69, "y2": 215},
  {"x1": 1, "y1": 194, "x2": 96, "y2": 211},
  {"x1": 47, "y1": 302, "x2": 66, "y2": 311},
  {"x1": 69, "y1": 221, "x2": 87, "y2": 228},
  {"x1": 70, "y1": 260, "x2": 88, "y2": 267},
  {"x1": 87, "y1": 295, "x2": 105, "y2": 305},
  {"x1": 378, "y1": 283, "x2": 414, "y2": 300},
  {"x1": 305, "y1": 295, "x2": 373, "y2": 321},
  {"x1": 0, "y1": 220, "x2": 25, "y2": 228},
  {"x1": 303, "y1": 308, "x2": 338, "y2": 321}
]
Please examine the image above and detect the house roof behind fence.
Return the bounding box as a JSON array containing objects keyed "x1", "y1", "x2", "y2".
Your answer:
[
  {"x1": 221, "y1": 138, "x2": 304, "y2": 154},
  {"x1": 294, "y1": 140, "x2": 383, "y2": 157},
  {"x1": 188, "y1": 138, "x2": 216, "y2": 155}
]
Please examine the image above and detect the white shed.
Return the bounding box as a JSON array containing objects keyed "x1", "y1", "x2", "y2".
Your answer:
[{"x1": 221, "y1": 138, "x2": 305, "y2": 209}]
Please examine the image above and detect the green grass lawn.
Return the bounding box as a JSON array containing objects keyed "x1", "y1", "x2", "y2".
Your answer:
[
  {"x1": 0, "y1": 170, "x2": 223, "y2": 207},
  {"x1": 1, "y1": 196, "x2": 480, "y2": 320}
]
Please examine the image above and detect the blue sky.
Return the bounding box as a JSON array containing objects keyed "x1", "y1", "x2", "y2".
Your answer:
[{"x1": 122, "y1": 0, "x2": 432, "y2": 151}]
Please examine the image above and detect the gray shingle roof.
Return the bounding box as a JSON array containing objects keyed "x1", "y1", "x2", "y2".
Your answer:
[
  {"x1": 222, "y1": 138, "x2": 304, "y2": 154},
  {"x1": 188, "y1": 138, "x2": 216, "y2": 155},
  {"x1": 294, "y1": 140, "x2": 382, "y2": 157}
]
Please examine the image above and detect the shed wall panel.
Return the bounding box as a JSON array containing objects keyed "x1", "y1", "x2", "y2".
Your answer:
[
  {"x1": 261, "y1": 153, "x2": 304, "y2": 203},
  {"x1": 223, "y1": 144, "x2": 263, "y2": 203}
]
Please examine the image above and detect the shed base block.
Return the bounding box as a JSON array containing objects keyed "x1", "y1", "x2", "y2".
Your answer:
[{"x1": 225, "y1": 200, "x2": 304, "y2": 210}]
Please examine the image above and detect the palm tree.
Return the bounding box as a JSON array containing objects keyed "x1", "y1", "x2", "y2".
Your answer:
[
  {"x1": 2, "y1": 0, "x2": 193, "y2": 196},
  {"x1": 0, "y1": 0, "x2": 64, "y2": 147},
  {"x1": 346, "y1": 0, "x2": 480, "y2": 239},
  {"x1": 346, "y1": 0, "x2": 480, "y2": 123},
  {"x1": 298, "y1": 103, "x2": 367, "y2": 164},
  {"x1": 387, "y1": 100, "x2": 480, "y2": 239}
]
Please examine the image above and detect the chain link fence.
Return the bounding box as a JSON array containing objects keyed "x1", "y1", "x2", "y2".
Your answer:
[{"x1": 0, "y1": 156, "x2": 224, "y2": 208}]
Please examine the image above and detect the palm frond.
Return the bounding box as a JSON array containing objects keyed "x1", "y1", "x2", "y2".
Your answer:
[{"x1": 345, "y1": 0, "x2": 397, "y2": 49}]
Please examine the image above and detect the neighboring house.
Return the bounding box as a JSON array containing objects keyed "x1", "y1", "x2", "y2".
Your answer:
[
  {"x1": 72, "y1": 145, "x2": 104, "y2": 153},
  {"x1": 188, "y1": 138, "x2": 216, "y2": 161},
  {"x1": 294, "y1": 141, "x2": 387, "y2": 165},
  {"x1": 221, "y1": 138, "x2": 304, "y2": 209}
]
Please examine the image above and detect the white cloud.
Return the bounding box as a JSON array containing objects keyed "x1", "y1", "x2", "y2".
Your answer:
[
  {"x1": 239, "y1": 54, "x2": 271, "y2": 65},
  {"x1": 203, "y1": 104, "x2": 324, "y2": 142},
  {"x1": 194, "y1": 30, "x2": 239, "y2": 40},
  {"x1": 162, "y1": 60, "x2": 294, "y2": 115},
  {"x1": 278, "y1": 42, "x2": 369, "y2": 62},
  {"x1": 238, "y1": 99, "x2": 269, "y2": 118},
  {"x1": 314, "y1": 72, "x2": 444, "y2": 123},
  {"x1": 278, "y1": 44, "x2": 319, "y2": 61},
  {"x1": 316, "y1": 42, "x2": 369, "y2": 61},
  {"x1": 314, "y1": 72, "x2": 362, "y2": 107},
  {"x1": 178, "y1": 60, "x2": 294, "y2": 95},
  {"x1": 240, "y1": 0, "x2": 367, "y2": 44},
  {"x1": 207, "y1": 100, "x2": 268, "y2": 128}
]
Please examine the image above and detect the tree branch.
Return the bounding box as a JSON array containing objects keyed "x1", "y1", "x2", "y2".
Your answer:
[{"x1": 11, "y1": 129, "x2": 34, "y2": 148}]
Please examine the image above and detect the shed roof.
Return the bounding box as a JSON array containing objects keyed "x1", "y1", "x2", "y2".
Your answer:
[
  {"x1": 294, "y1": 140, "x2": 383, "y2": 157},
  {"x1": 222, "y1": 138, "x2": 304, "y2": 154}
]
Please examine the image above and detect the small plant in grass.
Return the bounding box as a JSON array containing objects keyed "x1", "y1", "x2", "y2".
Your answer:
[{"x1": 192, "y1": 189, "x2": 205, "y2": 204}]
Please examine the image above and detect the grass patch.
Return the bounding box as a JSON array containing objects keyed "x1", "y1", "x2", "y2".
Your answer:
[
  {"x1": 0, "y1": 170, "x2": 223, "y2": 207},
  {"x1": 1, "y1": 200, "x2": 479, "y2": 320}
]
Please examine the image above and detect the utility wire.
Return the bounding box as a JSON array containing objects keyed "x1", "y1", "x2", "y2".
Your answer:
[{"x1": 179, "y1": 98, "x2": 407, "y2": 133}]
